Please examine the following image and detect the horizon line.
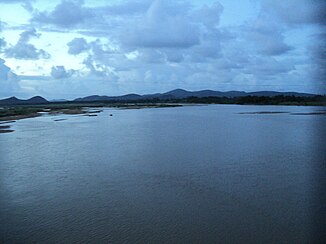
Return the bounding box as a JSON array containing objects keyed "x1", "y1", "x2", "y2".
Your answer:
[{"x1": 1, "y1": 88, "x2": 324, "y2": 101}]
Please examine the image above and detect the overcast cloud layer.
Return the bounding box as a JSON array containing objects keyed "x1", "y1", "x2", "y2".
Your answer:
[{"x1": 0, "y1": 0, "x2": 325, "y2": 99}]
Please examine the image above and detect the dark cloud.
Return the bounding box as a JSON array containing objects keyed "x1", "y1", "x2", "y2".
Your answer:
[
  {"x1": 189, "y1": 31, "x2": 225, "y2": 61},
  {"x1": 67, "y1": 37, "x2": 89, "y2": 55},
  {"x1": 0, "y1": 0, "x2": 34, "y2": 11},
  {"x1": 262, "y1": 0, "x2": 326, "y2": 26},
  {"x1": 0, "y1": 0, "x2": 32, "y2": 3},
  {"x1": 315, "y1": 0, "x2": 326, "y2": 26},
  {"x1": 1, "y1": 0, "x2": 324, "y2": 97},
  {"x1": 122, "y1": 0, "x2": 200, "y2": 49},
  {"x1": 0, "y1": 38, "x2": 6, "y2": 50},
  {"x1": 0, "y1": 0, "x2": 33, "y2": 10},
  {"x1": 192, "y1": 1, "x2": 223, "y2": 28},
  {"x1": 0, "y1": 59, "x2": 16, "y2": 80},
  {"x1": 309, "y1": 32, "x2": 326, "y2": 93},
  {"x1": 97, "y1": 0, "x2": 151, "y2": 16},
  {"x1": 0, "y1": 22, "x2": 7, "y2": 62},
  {"x1": 69, "y1": 38, "x2": 116, "y2": 62},
  {"x1": 51, "y1": 65, "x2": 74, "y2": 79},
  {"x1": 88, "y1": 40, "x2": 115, "y2": 59},
  {"x1": 0, "y1": 23, "x2": 6, "y2": 51},
  {"x1": 164, "y1": 50, "x2": 184, "y2": 63},
  {"x1": 31, "y1": 0, "x2": 152, "y2": 30},
  {"x1": 35, "y1": 0, "x2": 224, "y2": 57},
  {"x1": 243, "y1": 20, "x2": 293, "y2": 56},
  {"x1": 243, "y1": 57, "x2": 295, "y2": 77},
  {"x1": 260, "y1": 41, "x2": 293, "y2": 56},
  {"x1": 22, "y1": 1, "x2": 34, "y2": 12},
  {"x1": 115, "y1": 0, "x2": 231, "y2": 66},
  {"x1": 5, "y1": 29, "x2": 50, "y2": 60},
  {"x1": 258, "y1": 0, "x2": 325, "y2": 92},
  {"x1": 136, "y1": 49, "x2": 165, "y2": 64},
  {"x1": 0, "y1": 20, "x2": 7, "y2": 32},
  {"x1": 66, "y1": 37, "x2": 123, "y2": 78},
  {"x1": 82, "y1": 55, "x2": 114, "y2": 77},
  {"x1": 32, "y1": 0, "x2": 92, "y2": 28},
  {"x1": 19, "y1": 28, "x2": 39, "y2": 42}
]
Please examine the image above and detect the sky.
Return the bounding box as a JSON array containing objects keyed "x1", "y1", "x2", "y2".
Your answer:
[{"x1": 0, "y1": 0, "x2": 325, "y2": 99}]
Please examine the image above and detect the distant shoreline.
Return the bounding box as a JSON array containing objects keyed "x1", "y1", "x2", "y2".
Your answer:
[
  {"x1": 0, "y1": 103, "x2": 182, "y2": 122},
  {"x1": 1, "y1": 102, "x2": 325, "y2": 121},
  {"x1": 0, "y1": 102, "x2": 325, "y2": 134},
  {"x1": 1, "y1": 89, "x2": 325, "y2": 107}
]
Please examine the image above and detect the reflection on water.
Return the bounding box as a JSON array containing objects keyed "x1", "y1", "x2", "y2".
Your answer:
[{"x1": 0, "y1": 105, "x2": 325, "y2": 243}]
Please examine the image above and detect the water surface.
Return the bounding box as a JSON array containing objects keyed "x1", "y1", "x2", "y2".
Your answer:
[{"x1": 0, "y1": 105, "x2": 325, "y2": 243}]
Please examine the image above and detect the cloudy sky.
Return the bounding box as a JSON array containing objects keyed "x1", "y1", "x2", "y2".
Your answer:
[{"x1": 0, "y1": 0, "x2": 325, "y2": 99}]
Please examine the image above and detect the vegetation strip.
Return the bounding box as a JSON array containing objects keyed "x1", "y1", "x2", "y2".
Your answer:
[
  {"x1": 0, "y1": 95, "x2": 325, "y2": 123},
  {"x1": 239, "y1": 111, "x2": 289, "y2": 114},
  {"x1": 0, "y1": 125, "x2": 14, "y2": 133},
  {"x1": 0, "y1": 130, "x2": 14, "y2": 133}
]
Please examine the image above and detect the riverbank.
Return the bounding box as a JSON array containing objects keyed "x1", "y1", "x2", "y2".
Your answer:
[
  {"x1": 1, "y1": 102, "x2": 324, "y2": 127},
  {"x1": 0, "y1": 103, "x2": 183, "y2": 122},
  {"x1": 0, "y1": 125, "x2": 14, "y2": 133}
]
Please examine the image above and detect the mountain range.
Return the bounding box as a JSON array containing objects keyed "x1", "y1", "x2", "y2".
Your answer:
[
  {"x1": 0, "y1": 96, "x2": 49, "y2": 105},
  {"x1": 74, "y1": 89, "x2": 315, "y2": 102},
  {"x1": 0, "y1": 89, "x2": 316, "y2": 105}
]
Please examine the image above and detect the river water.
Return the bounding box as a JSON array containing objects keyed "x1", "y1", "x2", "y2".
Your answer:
[{"x1": 0, "y1": 105, "x2": 325, "y2": 243}]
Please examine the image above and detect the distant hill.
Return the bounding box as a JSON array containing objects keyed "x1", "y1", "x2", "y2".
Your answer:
[
  {"x1": 0, "y1": 96, "x2": 48, "y2": 105},
  {"x1": 0, "y1": 89, "x2": 317, "y2": 105},
  {"x1": 74, "y1": 93, "x2": 143, "y2": 102},
  {"x1": 74, "y1": 89, "x2": 315, "y2": 102},
  {"x1": 160, "y1": 89, "x2": 248, "y2": 98},
  {"x1": 248, "y1": 91, "x2": 314, "y2": 97}
]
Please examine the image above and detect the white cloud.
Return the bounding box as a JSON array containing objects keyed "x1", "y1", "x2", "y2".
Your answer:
[
  {"x1": 0, "y1": 0, "x2": 324, "y2": 97},
  {"x1": 51, "y1": 65, "x2": 74, "y2": 79},
  {"x1": 0, "y1": 0, "x2": 32, "y2": 3},
  {"x1": 242, "y1": 19, "x2": 293, "y2": 56},
  {"x1": 0, "y1": 58, "x2": 21, "y2": 97},
  {"x1": 121, "y1": 0, "x2": 200, "y2": 49},
  {"x1": 5, "y1": 29, "x2": 50, "y2": 60},
  {"x1": 261, "y1": 0, "x2": 326, "y2": 26},
  {"x1": 193, "y1": 1, "x2": 224, "y2": 28},
  {"x1": 32, "y1": 0, "x2": 92, "y2": 28},
  {"x1": 0, "y1": 21, "x2": 7, "y2": 52},
  {"x1": 67, "y1": 37, "x2": 89, "y2": 55}
]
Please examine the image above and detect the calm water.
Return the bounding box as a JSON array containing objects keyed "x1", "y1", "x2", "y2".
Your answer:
[{"x1": 0, "y1": 105, "x2": 325, "y2": 243}]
